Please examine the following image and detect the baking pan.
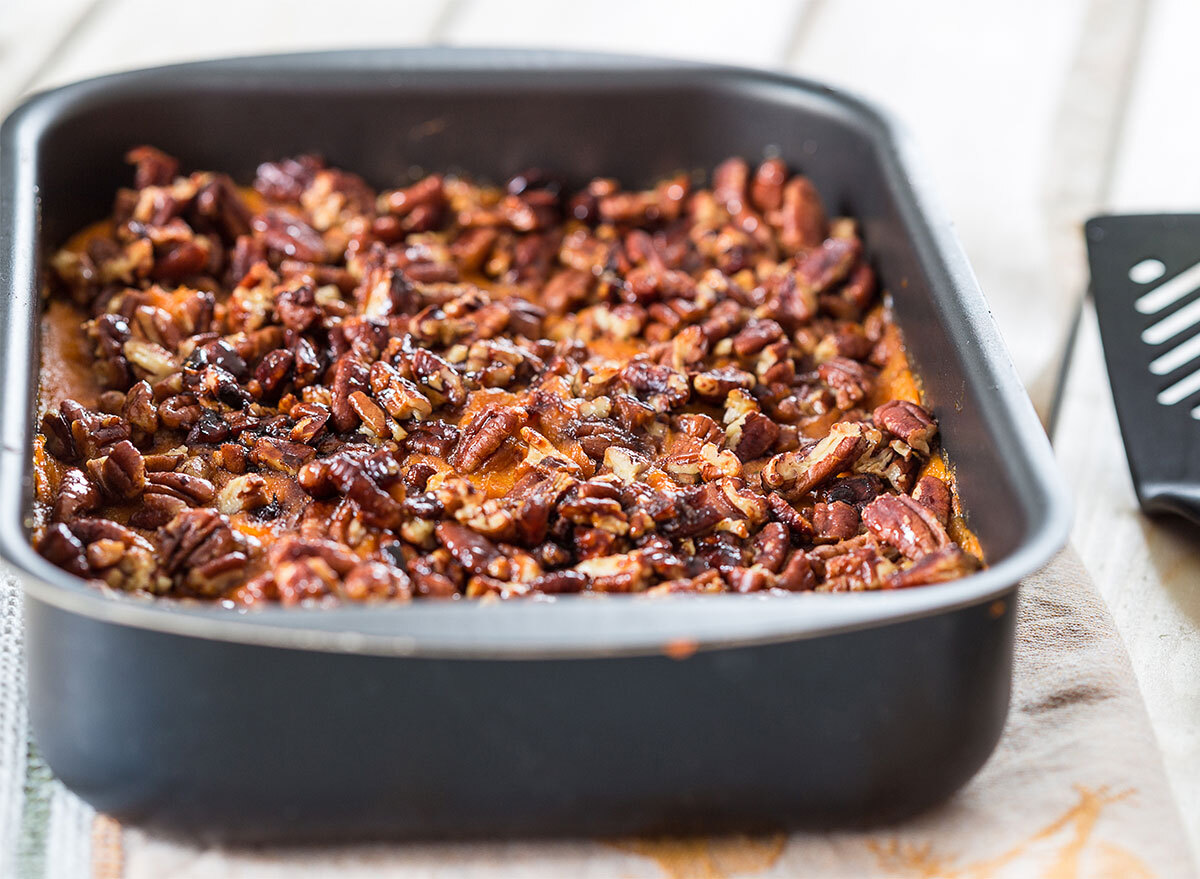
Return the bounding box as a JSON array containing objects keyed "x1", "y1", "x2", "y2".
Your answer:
[{"x1": 0, "y1": 49, "x2": 1070, "y2": 843}]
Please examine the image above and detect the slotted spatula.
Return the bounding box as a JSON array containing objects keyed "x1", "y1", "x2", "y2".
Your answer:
[{"x1": 1087, "y1": 213, "x2": 1200, "y2": 525}]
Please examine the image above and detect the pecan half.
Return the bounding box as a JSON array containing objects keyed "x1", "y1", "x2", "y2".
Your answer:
[
  {"x1": 912, "y1": 474, "x2": 952, "y2": 524},
  {"x1": 449, "y1": 406, "x2": 526, "y2": 473},
  {"x1": 158, "y1": 509, "x2": 250, "y2": 597},
  {"x1": 87, "y1": 440, "x2": 146, "y2": 500},
  {"x1": 761, "y1": 422, "x2": 867, "y2": 495},
  {"x1": 52, "y1": 468, "x2": 101, "y2": 522},
  {"x1": 861, "y1": 494, "x2": 950, "y2": 560},
  {"x1": 874, "y1": 399, "x2": 937, "y2": 455},
  {"x1": 887, "y1": 545, "x2": 980, "y2": 588}
]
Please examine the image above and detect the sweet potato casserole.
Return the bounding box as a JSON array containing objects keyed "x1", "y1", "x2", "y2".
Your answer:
[{"x1": 32, "y1": 148, "x2": 982, "y2": 604}]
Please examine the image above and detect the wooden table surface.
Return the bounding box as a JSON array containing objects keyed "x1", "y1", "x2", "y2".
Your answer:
[{"x1": 3, "y1": 0, "x2": 1198, "y2": 859}]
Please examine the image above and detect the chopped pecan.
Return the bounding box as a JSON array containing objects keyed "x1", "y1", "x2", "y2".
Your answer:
[
  {"x1": 528, "y1": 569, "x2": 588, "y2": 594},
  {"x1": 254, "y1": 349, "x2": 295, "y2": 399},
  {"x1": 252, "y1": 209, "x2": 327, "y2": 262},
  {"x1": 732, "y1": 319, "x2": 785, "y2": 357},
  {"x1": 145, "y1": 470, "x2": 216, "y2": 504},
  {"x1": 775, "y1": 176, "x2": 827, "y2": 254},
  {"x1": 251, "y1": 436, "x2": 316, "y2": 475},
  {"x1": 329, "y1": 353, "x2": 371, "y2": 433},
  {"x1": 128, "y1": 491, "x2": 190, "y2": 530},
  {"x1": 750, "y1": 158, "x2": 787, "y2": 213},
  {"x1": 777, "y1": 550, "x2": 817, "y2": 591},
  {"x1": 120, "y1": 380, "x2": 158, "y2": 434},
  {"x1": 751, "y1": 521, "x2": 790, "y2": 573},
  {"x1": 874, "y1": 399, "x2": 937, "y2": 455},
  {"x1": 887, "y1": 545, "x2": 980, "y2": 588},
  {"x1": 912, "y1": 474, "x2": 952, "y2": 524},
  {"x1": 404, "y1": 420, "x2": 460, "y2": 458},
  {"x1": 767, "y1": 493, "x2": 814, "y2": 538},
  {"x1": 794, "y1": 237, "x2": 860, "y2": 295},
  {"x1": 819, "y1": 357, "x2": 873, "y2": 410},
  {"x1": 349, "y1": 390, "x2": 389, "y2": 438},
  {"x1": 861, "y1": 494, "x2": 950, "y2": 560},
  {"x1": 692, "y1": 366, "x2": 755, "y2": 401},
  {"x1": 822, "y1": 474, "x2": 884, "y2": 509},
  {"x1": 38, "y1": 523, "x2": 90, "y2": 577},
  {"x1": 216, "y1": 474, "x2": 270, "y2": 514},
  {"x1": 158, "y1": 508, "x2": 250, "y2": 597},
  {"x1": 449, "y1": 406, "x2": 526, "y2": 473},
  {"x1": 87, "y1": 440, "x2": 146, "y2": 500},
  {"x1": 436, "y1": 521, "x2": 506, "y2": 578},
  {"x1": 812, "y1": 501, "x2": 860, "y2": 542},
  {"x1": 761, "y1": 422, "x2": 867, "y2": 495},
  {"x1": 341, "y1": 560, "x2": 413, "y2": 602},
  {"x1": 289, "y1": 402, "x2": 331, "y2": 444},
  {"x1": 52, "y1": 468, "x2": 101, "y2": 522},
  {"x1": 728, "y1": 411, "x2": 780, "y2": 461},
  {"x1": 619, "y1": 360, "x2": 689, "y2": 411},
  {"x1": 126, "y1": 146, "x2": 179, "y2": 189}
]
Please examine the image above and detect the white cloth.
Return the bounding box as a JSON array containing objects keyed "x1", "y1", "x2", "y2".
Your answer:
[{"x1": 3, "y1": 550, "x2": 1195, "y2": 878}]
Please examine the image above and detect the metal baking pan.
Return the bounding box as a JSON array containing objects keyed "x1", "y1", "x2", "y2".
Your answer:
[{"x1": 0, "y1": 49, "x2": 1070, "y2": 843}]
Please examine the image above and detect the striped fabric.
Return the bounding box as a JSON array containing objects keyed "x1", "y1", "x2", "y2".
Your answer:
[{"x1": 0, "y1": 569, "x2": 114, "y2": 879}]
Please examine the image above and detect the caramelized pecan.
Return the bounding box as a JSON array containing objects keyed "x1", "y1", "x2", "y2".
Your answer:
[
  {"x1": 874, "y1": 399, "x2": 937, "y2": 455},
  {"x1": 158, "y1": 509, "x2": 250, "y2": 597},
  {"x1": 912, "y1": 474, "x2": 952, "y2": 524},
  {"x1": 761, "y1": 422, "x2": 867, "y2": 495},
  {"x1": 449, "y1": 406, "x2": 526, "y2": 473},
  {"x1": 861, "y1": 494, "x2": 950, "y2": 560}
]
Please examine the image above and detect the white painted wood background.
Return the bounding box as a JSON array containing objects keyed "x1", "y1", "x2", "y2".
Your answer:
[{"x1": 3, "y1": 0, "x2": 1198, "y2": 858}]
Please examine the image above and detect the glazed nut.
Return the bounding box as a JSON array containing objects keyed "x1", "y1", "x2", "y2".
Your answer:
[
  {"x1": 861, "y1": 494, "x2": 949, "y2": 560},
  {"x1": 52, "y1": 467, "x2": 100, "y2": 522},
  {"x1": 448, "y1": 406, "x2": 526, "y2": 473},
  {"x1": 252, "y1": 436, "x2": 316, "y2": 475},
  {"x1": 87, "y1": 440, "x2": 146, "y2": 500},
  {"x1": 761, "y1": 422, "x2": 868, "y2": 495},
  {"x1": 874, "y1": 399, "x2": 937, "y2": 454},
  {"x1": 887, "y1": 545, "x2": 979, "y2": 588},
  {"x1": 146, "y1": 470, "x2": 217, "y2": 505},
  {"x1": 349, "y1": 390, "x2": 388, "y2": 437},
  {"x1": 157, "y1": 508, "x2": 249, "y2": 597},
  {"x1": 123, "y1": 338, "x2": 177, "y2": 379},
  {"x1": 912, "y1": 474, "x2": 952, "y2": 524},
  {"x1": 121, "y1": 380, "x2": 159, "y2": 433},
  {"x1": 818, "y1": 357, "x2": 873, "y2": 410}
]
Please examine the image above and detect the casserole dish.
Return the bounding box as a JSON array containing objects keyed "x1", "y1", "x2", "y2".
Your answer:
[{"x1": 0, "y1": 48, "x2": 1070, "y2": 842}]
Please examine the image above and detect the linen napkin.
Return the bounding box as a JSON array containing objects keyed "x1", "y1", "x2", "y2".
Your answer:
[{"x1": 2, "y1": 549, "x2": 1195, "y2": 878}]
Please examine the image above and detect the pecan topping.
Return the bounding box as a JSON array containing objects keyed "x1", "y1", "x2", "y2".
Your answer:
[
  {"x1": 776, "y1": 176, "x2": 827, "y2": 254},
  {"x1": 34, "y1": 150, "x2": 981, "y2": 602}
]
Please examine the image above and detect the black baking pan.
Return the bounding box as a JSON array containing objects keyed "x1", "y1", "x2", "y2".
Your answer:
[{"x1": 0, "y1": 49, "x2": 1070, "y2": 843}]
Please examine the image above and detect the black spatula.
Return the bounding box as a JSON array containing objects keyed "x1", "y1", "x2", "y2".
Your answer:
[{"x1": 1087, "y1": 214, "x2": 1200, "y2": 525}]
